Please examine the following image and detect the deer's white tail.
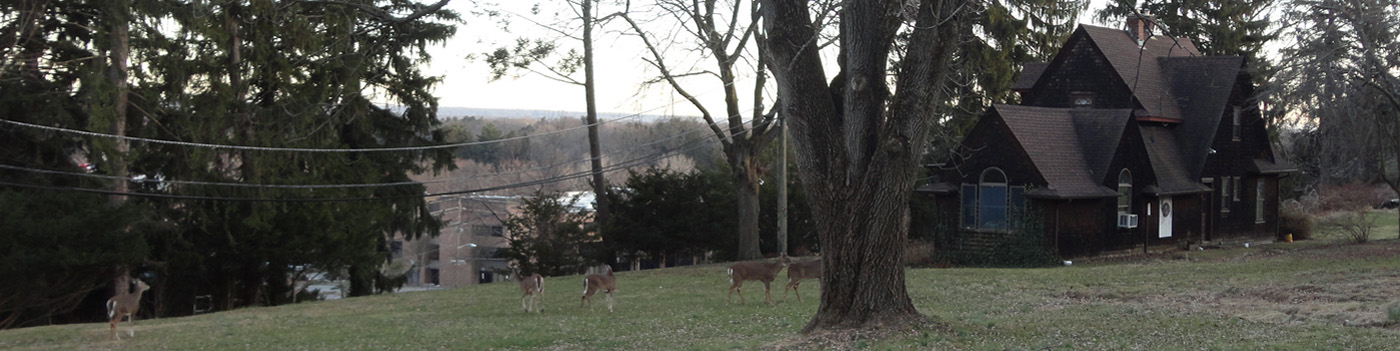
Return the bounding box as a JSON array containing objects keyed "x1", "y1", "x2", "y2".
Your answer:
[
  {"x1": 106, "y1": 300, "x2": 116, "y2": 319},
  {"x1": 726, "y1": 268, "x2": 734, "y2": 285}
]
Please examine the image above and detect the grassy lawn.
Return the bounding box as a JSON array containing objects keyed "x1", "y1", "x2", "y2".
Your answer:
[{"x1": 3, "y1": 215, "x2": 1398, "y2": 350}]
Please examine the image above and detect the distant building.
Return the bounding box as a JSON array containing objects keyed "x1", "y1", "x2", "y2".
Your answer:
[{"x1": 394, "y1": 195, "x2": 517, "y2": 288}]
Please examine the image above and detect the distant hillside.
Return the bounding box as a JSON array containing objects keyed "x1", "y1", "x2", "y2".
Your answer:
[{"x1": 436, "y1": 107, "x2": 693, "y2": 121}]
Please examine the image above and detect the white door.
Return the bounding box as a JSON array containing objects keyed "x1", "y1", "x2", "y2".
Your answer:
[{"x1": 1158, "y1": 198, "x2": 1173, "y2": 238}]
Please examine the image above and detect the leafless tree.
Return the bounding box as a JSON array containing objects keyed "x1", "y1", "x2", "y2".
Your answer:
[
  {"x1": 760, "y1": 0, "x2": 970, "y2": 332},
  {"x1": 619, "y1": 0, "x2": 811, "y2": 259},
  {"x1": 1280, "y1": 0, "x2": 1399, "y2": 235}
]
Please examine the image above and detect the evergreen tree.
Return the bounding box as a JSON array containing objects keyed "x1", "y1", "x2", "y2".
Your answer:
[
  {"x1": 497, "y1": 191, "x2": 598, "y2": 276},
  {"x1": 604, "y1": 168, "x2": 737, "y2": 264},
  {"x1": 131, "y1": 0, "x2": 457, "y2": 306},
  {"x1": 0, "y1": 0, "x2": 150, "y2": 329},
  {"x1": 3, "y1": 0, "x2": 459, "y2": 319},
  {"x1": 932, "y1": 0, "x2": 1088, "y2": 162}
]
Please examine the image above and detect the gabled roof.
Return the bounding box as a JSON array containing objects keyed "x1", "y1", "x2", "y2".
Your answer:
[
  {"x1": 1139, "y1": 125, "x2": 1211, "y2": 195},
  {"x1": 1070, "y1": 109, "x2": 1132, "y2": 181},
  {"x1": 1012, "y1": 62, "x2": 1048, "y2": 91},
  {"x1": 1080, "y1": 24, "x2": 1200, "y2": 120},
  {"x1": 995, "y1": 105, "x2": 1127, "y2": 199},
  {"x1": 1159, "y1": 56, "x2": 1243, "y2": 176}
]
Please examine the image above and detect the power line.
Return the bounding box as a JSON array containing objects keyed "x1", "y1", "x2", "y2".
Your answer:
[
  {"x1": 0, "y1": 93, "x2": 710, "y2": 153},
  {"x1": 0, "y1": 114, "x2": 738, "y2": 190},
  {"x1": 0, "y1": 134, "x2": 721, "y2": 202}
]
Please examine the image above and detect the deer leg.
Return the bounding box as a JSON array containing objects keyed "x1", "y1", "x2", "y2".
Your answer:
[
  {"x1": 521, "y1": 294, "x2": 529, "y2": 312},
  {"x1": 605, "y1": 290, "x2": 614, "y2": 313},
  {"x1": 731, "y1": 281, "x2": 745, "y2": 305},
  {"x1": 580, "y1": 278, "x2": 592, "y2": 308},
  {"x1": 763, "y1": 281, "x2": 772, "y2": 304},
  {"x1": 110, "y1": 315, "x2": 119, "y2": 340},
  {"x1": 127, "y1": 314, "x2": 135, "y2": 337},
  {"x1": 792, "y1": 281, "x2": 803, "y2": 302}
]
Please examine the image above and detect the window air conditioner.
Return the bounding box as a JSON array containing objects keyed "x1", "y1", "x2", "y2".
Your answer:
[{"x1": 1117, "y1": 213, "x2": 1139, "y2": 228}]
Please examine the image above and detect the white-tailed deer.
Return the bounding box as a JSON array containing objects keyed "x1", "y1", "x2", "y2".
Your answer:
[
  {"x1": 580, "y1": 266, "x2": 616, "y2": 312},
  {"x1": 783, "y1": 258, "x2": 821, "y2": 302},
  {"x1": 518, "y1": 273, "x2": 544, "y2": 313},
  {"x1": 727, "y1": 254, "x2": 790, "y2": 304},
  {"x1": 107, "y1": 279, "x2": 149, "y2": 340}
]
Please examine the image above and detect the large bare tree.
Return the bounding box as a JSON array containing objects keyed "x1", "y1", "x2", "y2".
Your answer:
[
  {"x1": 620, "y1": 0, "x2": 782, "y2": 260},
  {"x1": 1280, "y1": 0, "x2": 1399, "y2": 232},
  {"x1": 760, "y1": 0, "x2": 968, "y2": 332}
]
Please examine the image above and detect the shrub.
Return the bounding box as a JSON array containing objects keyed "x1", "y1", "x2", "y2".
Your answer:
[
  {"x1": 903, "y1": 240, "x2": 940, "y2": 267},
  {"x1": 974, "y1": 209, "x2": 1058, "y2": 268},
  {"x1": 1316, "y1": 183, "x2": 1386, "y2": 213},
  {"x1": 1318, "y1": 211, "x2": 1374, "y2": 244},
  {"x1": 1279, "y1": 205, "x2": 1314, "y2": 241}
]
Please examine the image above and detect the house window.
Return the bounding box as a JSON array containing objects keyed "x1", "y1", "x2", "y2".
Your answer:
[
  {"x1": 1072, "y1": 92, "x2": 1094, "y2": 108},
  {"x1": 1255, "y1": 179, "x2": 1266, "y2": 223},
  {"x1": 960, "y1": 168, "x2": 1024, "y2": 230},
  {"x1": 1117, "y1": 169, "x2": 1132, "y2": 214},
  {"x1": 979, "y1": 168, "x2": 1008, "y2": 229},
  {"x1": 1232, "y1": 106, "x2": 1241, "y2": 141},
  {"x1": 474, "y1": 225, "x2": 505, "y2": 237},
  {"x1": 1232, "y1": 176, "x2": 1241, "y2": 201},
  {"x1": 1220, "y1": 177, "x2": 1230, "y2": 215}
]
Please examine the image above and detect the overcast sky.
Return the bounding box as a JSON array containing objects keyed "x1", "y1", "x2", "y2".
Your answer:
[{"x1": 423, "y1": 0, "x2": 1117, "y2": 117}]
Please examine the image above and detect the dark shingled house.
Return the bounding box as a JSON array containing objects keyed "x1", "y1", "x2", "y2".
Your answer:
[{"x1": 920, "y1": 14, "x2": 1294, "y2": 257}]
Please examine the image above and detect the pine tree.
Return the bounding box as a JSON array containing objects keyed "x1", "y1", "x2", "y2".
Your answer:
[{"x1": 933, "y1": 0, "x2": 1087, "y2": 162}]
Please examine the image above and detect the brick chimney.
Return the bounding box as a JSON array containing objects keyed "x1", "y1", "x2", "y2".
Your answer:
[{"x1": 1126, "y1": 10, "x2": 1156, "y2": 45}]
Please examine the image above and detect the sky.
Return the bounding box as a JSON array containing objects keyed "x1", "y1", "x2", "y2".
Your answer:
[{"x1": 422, "y1": 0, "x2": 1118, "y2": 117}]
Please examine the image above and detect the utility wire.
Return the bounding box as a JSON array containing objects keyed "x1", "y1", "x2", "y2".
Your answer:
[
  {"x1": 0, "y1": 91, "x2": 712, "y2": 153},
  {"x1": 0, "y1": 115, "x2": 742, "y2": 189},
  {"x1": 0, "y1": 134, "x2": 721, "y2": 202}
]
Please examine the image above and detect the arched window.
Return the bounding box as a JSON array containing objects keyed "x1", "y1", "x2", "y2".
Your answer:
[
  {"x1": 978, "y1": 168, "x2": 1008, "y2": 229},
  {"x1": 1117, "y1": 169, "x2": 1132, "y2": 214},
  {"x1": 961, "y1": 168, "x2": 1024, "y2": 230}
]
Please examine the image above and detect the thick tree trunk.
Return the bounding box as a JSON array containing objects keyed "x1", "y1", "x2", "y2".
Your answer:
[
  {"x1": 804, "y1": 181, "x2": 920, "y2": 330},
  {"x1": 760, "y1": 0, "x2": 965, "y2": 333}
]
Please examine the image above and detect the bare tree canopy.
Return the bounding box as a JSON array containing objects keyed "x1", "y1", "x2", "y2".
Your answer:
[
  {"x1": 620, "y1": 0, "x2": 779, "y2": 260},
  {"x1": 1279, "y1": 0, "x2": 1400, "y2": 234}
]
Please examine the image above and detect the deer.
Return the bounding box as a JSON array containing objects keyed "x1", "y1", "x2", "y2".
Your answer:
[
  {"x1": 107, "y1": 278, "x2": 150, "y2": 340},
  {"x1": 518, "y1": 273, "x2": 544, "y2": 313},
  {"x1": 580, "y1": 265, "x2": 616, "y2": 312},
  {"x1": 727, "y1": 253, "x2": 790, "y2": 304},
  {"x1": 783, "y1": 258, "x2": 822, "y2": 302}
]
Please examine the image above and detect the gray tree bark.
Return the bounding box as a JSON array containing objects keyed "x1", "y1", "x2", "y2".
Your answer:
[{"x1": 760, "y1": 0, "x2": 968, "y2": 332}]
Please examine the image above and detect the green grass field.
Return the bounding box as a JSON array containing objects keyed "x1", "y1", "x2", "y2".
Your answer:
[{"x1": 3, "y1": 212, "x2": 1398, "y2": 350}]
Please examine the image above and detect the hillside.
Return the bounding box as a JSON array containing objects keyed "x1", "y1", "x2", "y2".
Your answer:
[{"x1": 2, "y1": 238, "x2": 1398, "y2": 350}]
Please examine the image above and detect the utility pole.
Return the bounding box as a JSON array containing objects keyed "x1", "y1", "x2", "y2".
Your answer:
[{"x1": 777, "y1": 115, "x2": 788, "y2": 255}]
